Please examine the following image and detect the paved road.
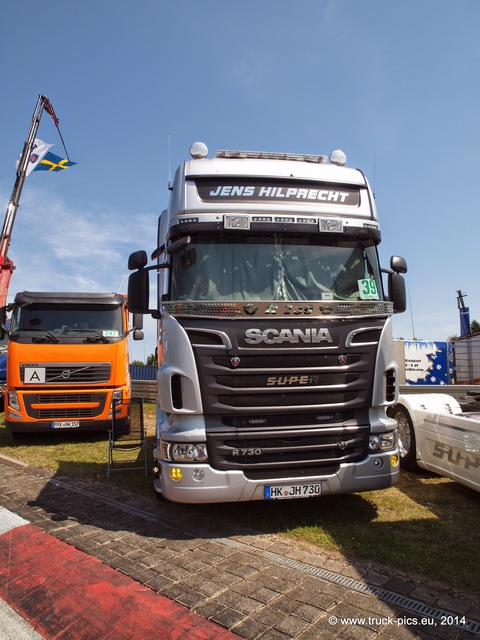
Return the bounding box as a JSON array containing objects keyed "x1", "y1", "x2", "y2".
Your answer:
[{"x1": 0, "y1": 454, "x2": 479, "y2": 640}]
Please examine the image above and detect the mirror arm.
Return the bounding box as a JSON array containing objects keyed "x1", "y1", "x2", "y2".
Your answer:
[{"x1": 145, "y1": 262, "x2": 169, "y2": 272}]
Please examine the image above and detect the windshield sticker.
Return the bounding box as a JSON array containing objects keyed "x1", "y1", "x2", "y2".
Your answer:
[
  {"x1": 102, "y1": 330, "x2": 120, "y2": 337},
  {"x1": 358, "y1": 279, "x2": 379, "y2": 300}
]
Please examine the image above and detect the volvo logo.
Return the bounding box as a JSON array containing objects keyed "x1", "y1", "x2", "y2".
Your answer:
[{"x1": 61, "y1": 370, "x2": 71, "y2": 379}]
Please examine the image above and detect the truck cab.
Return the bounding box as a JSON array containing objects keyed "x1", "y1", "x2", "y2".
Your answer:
[{"x1": 4, "y1": 291, "x2": 137, "y2": 437}]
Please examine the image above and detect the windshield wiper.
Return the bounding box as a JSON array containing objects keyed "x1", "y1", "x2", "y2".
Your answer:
[
  {"x1": 27, "y1": 329, "x2": 60, "y2": 343},
  {"x1": 62, "y1": 328, "x2": 109, "y2": 343}
]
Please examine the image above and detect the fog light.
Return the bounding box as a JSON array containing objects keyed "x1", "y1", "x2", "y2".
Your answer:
[
  {"x1": 192, "y1": 469, "x2": 205, "y2": 482},
  {"x1": 391, "y1": 454, "x2": 399, "y2": 468},
  {"x1": 169, "y1": 467, "x2": 183, "y2": 481},
  {"x1": 373, "y1": 458, "x2": 384, "y2": 469}
]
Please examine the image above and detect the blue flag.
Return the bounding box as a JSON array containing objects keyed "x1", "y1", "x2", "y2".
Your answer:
[{"x1": 34, "y1": 151, "x2": 76, "y2": 172}]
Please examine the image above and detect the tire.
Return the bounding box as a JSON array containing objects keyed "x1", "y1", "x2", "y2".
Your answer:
[{"x1": 391, "y1": 404, "x2": 418, "y2": 470}]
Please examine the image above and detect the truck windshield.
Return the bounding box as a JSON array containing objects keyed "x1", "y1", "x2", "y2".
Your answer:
[
  {"x1": 170, "y1": 235, "x2": 383, "y2": 302},
  {"x1": 10, "y1": 305, "x2": 124, "y2": 340}
]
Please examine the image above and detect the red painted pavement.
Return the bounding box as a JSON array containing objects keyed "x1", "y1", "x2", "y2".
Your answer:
[{"x1": 0, "y1": 524, "x2": 240, "y2": 640}]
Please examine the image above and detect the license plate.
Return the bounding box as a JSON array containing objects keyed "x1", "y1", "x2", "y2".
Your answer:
[
  {"x1": 264, "y1": 483, "x2": 322, "y2": 500},
  {"x1": 51, "y1": 421, "x2": 80, "y2": 429}
]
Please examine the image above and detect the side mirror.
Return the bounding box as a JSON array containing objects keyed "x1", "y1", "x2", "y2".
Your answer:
[
  {"x1": 131, "y1": 313, "x2": 144, "y2": 340},
  {"x1": 385, "y1": 256, "x2": 407, "y2": 313},
  {"x1": 128, "y1": 250, "x2": 148, "y2": 270},
  {"x1": 166, "y1": 236, "x2": 191, "y2": 255},
  {"x1": 127, "y1": 268, "x2": 149, "y2": 314},
  {"x1": 133, "y1": 312, "x2": 143, "y2": 331},
  {"x1": 390, "y1": 255, "x2": 407, "y2": 274},
  {"x1": 389, "y1": 271, "x2": 407, "y2": 313}
]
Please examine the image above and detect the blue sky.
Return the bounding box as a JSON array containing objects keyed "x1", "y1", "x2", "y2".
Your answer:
[{"x1": 1, "y1": 0, "x2": 479, "y2": 360}]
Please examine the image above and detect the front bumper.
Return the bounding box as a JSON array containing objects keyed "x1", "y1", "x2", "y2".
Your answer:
[{"x1": 155, "y1": 450, "x2": 400, "y2": 503}]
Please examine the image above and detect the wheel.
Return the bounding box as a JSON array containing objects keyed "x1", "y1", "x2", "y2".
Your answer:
[{"x1": 391, "y1": 405, "x2": 417, "y2": 470}]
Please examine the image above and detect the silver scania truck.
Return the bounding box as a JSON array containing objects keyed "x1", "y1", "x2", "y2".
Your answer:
[{"x1": 127, "y1": 143, "x2": 407, "y2": 503}]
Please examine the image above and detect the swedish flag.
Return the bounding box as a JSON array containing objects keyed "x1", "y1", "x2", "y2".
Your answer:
[{"x1": 35, "y1": 151, "x2": 76, "y2": 172}]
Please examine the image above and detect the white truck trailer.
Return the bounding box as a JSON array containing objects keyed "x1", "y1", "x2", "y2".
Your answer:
[
  {"x1": 389, "y1": 394, "x2": 480, "y2": 492},
  {"x1": 127, "y1": 143, "x2": 408, "y2": 503}
]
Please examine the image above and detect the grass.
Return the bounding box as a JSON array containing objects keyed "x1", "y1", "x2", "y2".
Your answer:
[{"x1": 1, "y1": 402, "x2": 479, "y2": 598}]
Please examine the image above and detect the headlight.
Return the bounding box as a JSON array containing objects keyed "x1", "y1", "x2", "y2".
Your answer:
[
  {"x1": 161, "y1": 441, "x2": 209, "y2": 463},
  {"x1": 111, "y1": 389, "x2": 123, "y2": 406},
  {"x1": 8, "y1": 391, "x2": 20, "y2": 412},
  {"x1": 369, "y1": 432, "x2": 396, "y2": 452}
]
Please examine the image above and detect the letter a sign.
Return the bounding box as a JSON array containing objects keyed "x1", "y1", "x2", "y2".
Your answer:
[{"x1": 24, "y1": 367, "x2": 46, "y2": 384}]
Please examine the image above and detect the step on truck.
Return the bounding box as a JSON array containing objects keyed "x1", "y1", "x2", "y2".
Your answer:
[
  {"x1": 2, "y1": 291, "x2": 143, "y2": 438},
  {"x1": 127, "y1": 143, "x2": 408, "y2": 503}
]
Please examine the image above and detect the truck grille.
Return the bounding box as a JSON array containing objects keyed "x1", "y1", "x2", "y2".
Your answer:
[
  {"x1": 23, "y1": 392, "x2": 107, "y2": 419},
  {"x1": 207, "y1": 424, "x2": 369, "y2": 472},
  {"x1": 20, "y1": 363, "x2": 111, "y2": 384},
  {"x1": 197, "y1": 347, "x2": 369, "y2": 413},
  {"x1": 180, "y1": 317, "x2": 382, "y2": 472}
]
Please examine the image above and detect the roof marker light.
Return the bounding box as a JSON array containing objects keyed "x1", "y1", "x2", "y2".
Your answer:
[
  {"x1": 329, "y1": 149, "x2": 347, "y2": 166},
  {"x1": 190, "y1": 142, "x2": 208, "y2": 159}
]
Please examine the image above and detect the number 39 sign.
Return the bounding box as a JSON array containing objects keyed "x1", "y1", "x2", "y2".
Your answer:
[{"x1": 358, "y1": 279, "x2": 379, "y2": 300}]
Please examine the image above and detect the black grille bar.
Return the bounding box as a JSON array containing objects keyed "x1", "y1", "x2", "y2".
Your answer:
[
  {"x1": 214, "y1": 353, "x2": 360, "y2": 369},
  {"x1": 222, "y1": 411, "x2": 354, "y2": 428},
  {"x1": 37, "y1": 394, "x2": 95, "y2": 404},
  {"x1": 219, "y1": 391, "x2": 357, "y2": 408},
  {"x1": 216, "y1": 372, "x2": 356, "y2": 388},
  {"x1": 38, "y1": 408, "x2": 97, "y2": 419}
]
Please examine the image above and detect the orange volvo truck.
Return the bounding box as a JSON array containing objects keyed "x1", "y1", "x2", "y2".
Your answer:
[{"x1": 3, "y1": 291, "x2": 143, "y2": 438}]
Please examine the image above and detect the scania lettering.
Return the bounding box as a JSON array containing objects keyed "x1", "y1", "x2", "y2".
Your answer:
[
  {"x1": 3, "y1": 292, "x2": 143, "y2": 438},
  {"x1": 128, "y1": 142, "x2": 407, "y2": 503},
  {"x1": 245, "y1": 327, "x2": 333, "y2": 344}
]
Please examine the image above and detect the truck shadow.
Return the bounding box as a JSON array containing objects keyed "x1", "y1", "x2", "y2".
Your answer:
[{"x1": 6, "y1": 425, "x2": 477, "y2": 599}]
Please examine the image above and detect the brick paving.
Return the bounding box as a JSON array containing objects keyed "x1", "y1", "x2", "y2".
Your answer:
[{"x1": 0, "y1": 454, "x2": 479, "y2": 640}]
